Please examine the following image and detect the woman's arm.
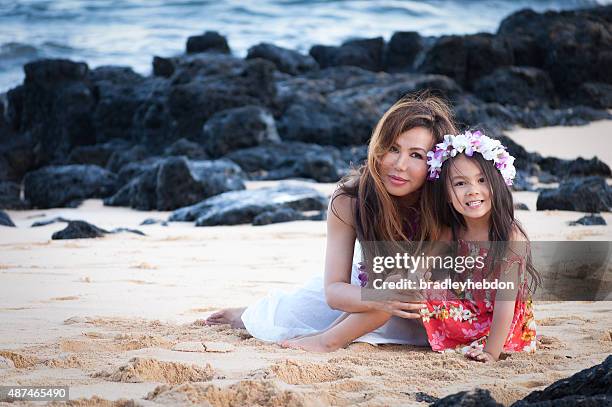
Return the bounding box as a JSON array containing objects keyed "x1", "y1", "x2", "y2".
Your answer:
[
  {"x1": 323, "y1": 191, "x2": 425, "y2": 317},
  {"x1": 323, "y1": 191, "x2": 373, "y2": 313}
]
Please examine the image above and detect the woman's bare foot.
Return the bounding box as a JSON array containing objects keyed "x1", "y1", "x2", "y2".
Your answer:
[
  {"x1": 279, "y1": 334, "x2": 341, "y2": 353},
  {"x1": 204, "y1": 307, "x2": 246, "y2": 328}
]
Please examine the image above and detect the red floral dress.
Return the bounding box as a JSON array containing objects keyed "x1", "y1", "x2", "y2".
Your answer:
[{"x1": 420, "y1": 240, "x2": 537, "y2": 354}]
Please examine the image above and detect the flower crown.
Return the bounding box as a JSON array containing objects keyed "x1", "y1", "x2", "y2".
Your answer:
[{"x1": 426, "y1": 130, "x2": 516, "y2": 186}]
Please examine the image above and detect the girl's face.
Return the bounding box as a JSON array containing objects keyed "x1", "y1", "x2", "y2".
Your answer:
[
  {"x1": 446, "y1": 154, "x2": 492, "y2": 220},
  {"x1": 379, "y1": 126, "x2": 433, "y2": 197}
]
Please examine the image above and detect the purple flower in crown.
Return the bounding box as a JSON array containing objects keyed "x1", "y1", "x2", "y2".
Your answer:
[
  {"x1": 465, "y1": 144, "x2": 474, "y2": 157},
  {"x1": 469, "y1": 132, "x2": 482, "y2": 156}
]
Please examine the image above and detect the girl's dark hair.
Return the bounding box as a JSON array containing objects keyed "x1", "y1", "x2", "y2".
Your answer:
[{"x1": 422, "y1": 152, "x2": 540, "y2": 293}]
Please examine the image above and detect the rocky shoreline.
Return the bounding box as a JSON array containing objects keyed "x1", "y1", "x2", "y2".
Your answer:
[{"x1": 0, "y1": 6, "x2": 611, "y2": 224}]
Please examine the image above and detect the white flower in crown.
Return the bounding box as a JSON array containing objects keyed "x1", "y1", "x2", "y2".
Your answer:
[
  {"x1": 450, "y1": 132, "x2": 470, "y2": 157},
  {"x1": 426, "y1": 130, "x2": 516, "y2": 186}
]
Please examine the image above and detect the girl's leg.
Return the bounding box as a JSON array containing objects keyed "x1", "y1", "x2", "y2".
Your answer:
[{"x1": 279, "y1": 310, "x2": 391, "y2": 352}]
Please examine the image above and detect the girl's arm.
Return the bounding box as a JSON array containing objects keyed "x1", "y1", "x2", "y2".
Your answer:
[
  {"x1": 470, "y1": 234, "x2": 525, "y2": 362},
  {"x1": 482, "y1": 261, "x2": 521, "y2": 360}
]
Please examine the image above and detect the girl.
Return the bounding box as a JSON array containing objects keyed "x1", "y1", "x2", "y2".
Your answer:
[
  {"x1": 205, "y1": 93, "x2": 458, "y2": 352},
  {"x1": 419, "y1": 130, "x2": 539, "y2": 362}
]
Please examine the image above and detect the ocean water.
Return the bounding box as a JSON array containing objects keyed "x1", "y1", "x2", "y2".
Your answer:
[{"x1": 0, "y1": 0, "x2": 609, "y2": 92}]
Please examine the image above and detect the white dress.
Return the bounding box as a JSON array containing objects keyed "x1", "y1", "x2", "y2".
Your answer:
[{"x1": 241, "y1": 243, "x2": 429, "y2": 345}]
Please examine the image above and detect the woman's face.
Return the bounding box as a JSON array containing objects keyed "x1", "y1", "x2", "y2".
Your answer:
[
  {"x1": 379, "y1": 126, "x2": 434, "y2": 197},
  {"x1": 446, "y1": 154, "x2": 492, "y2": 221}
]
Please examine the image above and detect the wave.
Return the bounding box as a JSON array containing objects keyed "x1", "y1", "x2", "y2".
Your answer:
[
  {"x1": 0, "y1": 42, "x2": 39, "y2": 59},
  {"x1": 0, "y1": 0, "x2": 608, "y2": 92}
]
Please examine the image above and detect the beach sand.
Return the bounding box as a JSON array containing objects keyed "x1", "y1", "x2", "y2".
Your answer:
[
  {"x1": 1, "y1": 122, "x2": 611, "y2": 406},
  {"x1": 507, "y1": 119, "x2": 612, "y2": 167}
]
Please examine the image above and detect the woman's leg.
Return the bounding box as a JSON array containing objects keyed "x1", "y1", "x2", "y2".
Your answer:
[
  {"x1": 279, "y1": 310, "x2": 391, "y2": 352},
  {"x1": 281, "y1": 311, "x2": 351, "y2": 341}
]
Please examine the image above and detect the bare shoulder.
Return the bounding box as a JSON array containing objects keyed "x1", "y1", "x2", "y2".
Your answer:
[
  {"x1": 439, "y1": 227, "x2": 452, "y2": 242},
  {"x1": 510, "y1": 223, "x2": 528, "y2": 242},
  {"x1": 328, "y1": 188, "x2": 356, "y2": 228},
  {"x1": 508, "y1": 223, "x2": 530, "y2": 260}
]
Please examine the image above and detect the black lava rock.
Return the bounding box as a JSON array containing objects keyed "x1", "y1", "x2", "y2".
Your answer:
[
  {"x1": 31, "y1": 216, "x2": 71, "y2": 227},
  {"x1": 420, "y1": 33, "x2": 514, "y2": 89},
  {"x1": 68, "y1": 139, "x2": 131, "y2": 167},
  {"x1": 108, "y1": 227, "x2": 146, "y2": 236},
  {"x1": 105, "y1": 157, "x2": 245, "y2": 211},
  {"x1": 163, "y1": 138, "x2": 208, "y2": 160},
  {"x1": 538, "y1": 156, "x2": 611, "y2": 179},
  {"x1": 202, "y1": 105, "x2": 280, "y2": 158},
  {"x1": 511, "y1": 355, "x2": 612, "y2": 406},
  {"x1": 512, "y1": 170, "x2": 536, "y2": 192},
  {"x1": 52, "y1": 220, "x2": 107, "y2": 239},
  {"x1": 106, "y1": 145, "x2": 151, "y2": 173},
  {"x1": 186, "y1": 31, "x2": 230, "y2": 54},
  {"x1": 23, "y1": 164, "x2": 119, "y2": 208},
  {"x1": 115, "y1": 158, "x2": 160, "y2": 186},
  {"x1": 431, "y1": 388, "x2": 503, "y2": 407},
  {"x1": 473, "y1": 66, "x2": 557, "y2": 108},
  {"x1": 8, "y1": 59, "x2": 95, "y2": 167},
  {"x1": 0, "y1": 181, "x2": 29, "y2": 209},
  {"x1": 252, "y1": 207, "x2": 307, "y2": 225},
  {"x1": 514, "y1": 203, "x2": 529, "y2": 211},
  {"x1": 156, "y1": 156, "x2": 209, "y2": 211},
  {"x1": 152, "y1": 56, "x2": 175, "y2": 78},
  {"x1": 104, "y1": 166, "x2": 158, "y2": 210},
  {"x1": 89, "y1": 66, "x2": 150, "y2": 144},
  {"x1": 225, "y1": 142, "x2": 348, "y2": 182},
  {"x1": 247, "y1": 43, "x2": 318, "y2": 75},
  {"x1": 167, "y1": 58, "x2": 277, "y2": 141},
  {"x1": 0, "y1": 210, "x2": 16, "y2": 227},
  {"x1": 498, "y1": 7, "x2": 612, "y2": 98},
  {"x1": 385, "y1": 31, "x2": 423, "y2": 72},
  {"x1": 169, "y1": 182, "x2": 328, "y2": 226},
  {"x1": 340, "y1": 145, "x2": 368, "y2": 168},
  {"x1": 575, "y1": 82, "x2": 612, "y2": 109},
  {"x1": 536, "y1": 176, "x2": 612, "y2": 212},
  {"x1": 569, "y1": 214, "x2": 607, "y2": 226},
  {"x1": 279, "y1": 72, "x2": 459, "y2": 146},
  {"x1": 310, "y1": 37, "x2": 385, "y2": 72},
  {"x1": 140, "y1": 218, "x2": 168, "y2": 226}
]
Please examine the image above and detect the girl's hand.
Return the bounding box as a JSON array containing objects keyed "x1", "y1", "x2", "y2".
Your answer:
[{"x1": 465, "y1": 348, "x2": 497, "y2": 363}]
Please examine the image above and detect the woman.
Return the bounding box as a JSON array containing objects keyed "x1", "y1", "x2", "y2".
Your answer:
[{"x1": 206, "y1": 92, "x2": 458, "y2": 352}]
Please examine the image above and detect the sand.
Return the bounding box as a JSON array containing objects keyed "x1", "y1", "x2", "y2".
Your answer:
[
  {"x1": 1, "y1": 121, "x2": 611, "y2": 406},
  {"x1": 506, "y1": 119, "x2": 612, "y2": 167}
]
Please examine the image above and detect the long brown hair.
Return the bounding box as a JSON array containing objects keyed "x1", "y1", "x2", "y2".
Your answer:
[
  {"x1": 332, "y1": 92, "x2": 457, "y2": 243},
  {"x1": 422, "y1": 151, "x2": 540, "y2": 292}
]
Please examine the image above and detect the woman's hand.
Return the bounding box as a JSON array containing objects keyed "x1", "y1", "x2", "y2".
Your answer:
[
  {"x1": 465, "y1": 348, "x2": 497, "y2": 363},
  {"x1": 366, "y1": 272, "x2": 427, "y2": 318},
  {"x1": 369, "y1": 300, "x2": 427, "y2": 319}
]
